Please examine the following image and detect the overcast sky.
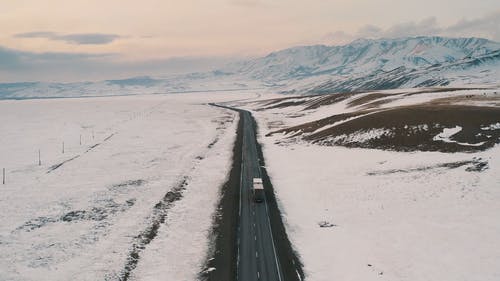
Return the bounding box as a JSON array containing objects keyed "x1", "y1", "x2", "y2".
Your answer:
[{"x1": 1, "y1": 0, "x2": 499, "y2": 82}]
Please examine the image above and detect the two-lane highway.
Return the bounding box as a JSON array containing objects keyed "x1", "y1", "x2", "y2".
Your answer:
[
  {"x1": 238, "y1": 110, "x2": 283, "y2": 281},
  {"x1": 206, "y1": 103, "x2": 303, "y2": 281}
]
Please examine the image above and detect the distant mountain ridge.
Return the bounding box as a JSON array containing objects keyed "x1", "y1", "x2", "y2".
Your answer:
[
  {"x1": 1, "y1": 36, "x2": 499, "y2": 99},
  {"x1": 227, "y1": 36, "x2": 500, "y2": 93}
]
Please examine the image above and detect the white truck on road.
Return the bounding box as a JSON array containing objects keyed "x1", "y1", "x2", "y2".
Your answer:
[{"x1": 253, "y1": 178, "x2": 265, "y2": 203}]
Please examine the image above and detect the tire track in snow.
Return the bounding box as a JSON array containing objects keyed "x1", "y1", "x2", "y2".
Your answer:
[{"x1": 118, "y1": 176, "x2": 189, "y2": 281}]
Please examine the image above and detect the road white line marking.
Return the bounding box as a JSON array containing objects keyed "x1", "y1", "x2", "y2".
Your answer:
[
  {"x1": 257, "y1": 271, "x2": 260, "y2": 279},
  {"x1": 256, "y1": 251, "x2": 259, "y2": 258},
  {"x1": 255, "y1": 235, "x2": 257, "y2": 241},
  {"x1": 296, "y1": 268, "x2": 302, "y2": 281},
  {"x1": 236, "y1": 120, "x2": 245, "y2": 281},
  {"x1": 264, "y1": 195, "x2": 283, "y2": 281},
  {"x1": 239, "y1": 162, "x2": 243, "y2": 217}
]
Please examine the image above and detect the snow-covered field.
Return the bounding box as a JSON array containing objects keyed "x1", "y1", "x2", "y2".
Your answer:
[
  {"x1": 231, "y1": 88, "x2": 500, "y2": 281},
  {"x1": 2, "y1": 87, "x2": 499, "y2": 281},
  {"x1": 0, "y1": 92, "x2": 251, "y2": 280},
  {"x1": 263, "y1": 144, "x2": 500, "y2": 281}
]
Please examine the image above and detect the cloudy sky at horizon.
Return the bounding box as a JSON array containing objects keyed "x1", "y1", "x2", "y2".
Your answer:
[{"x1": 1, "y1": 0, "x2": 499, "y2": 82}]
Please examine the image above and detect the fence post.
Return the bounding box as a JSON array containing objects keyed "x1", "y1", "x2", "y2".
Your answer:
[
  {"x1": 38, "y1": 149, "x2": 41, "y2": 166},
  {"x1": 62, "y1": 142, "x2": 65, "y2": 154},
  {"x1": 2, "y1": 168, "x2": 5, "y2": 184}
]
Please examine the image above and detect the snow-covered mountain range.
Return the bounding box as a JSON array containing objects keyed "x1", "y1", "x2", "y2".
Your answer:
[
  {"x1": 1, "y1": 36, "x2": 499, "y2": 99},
  {"x1": 229, "y1": 36, "x2": 500, "y2": 93}
]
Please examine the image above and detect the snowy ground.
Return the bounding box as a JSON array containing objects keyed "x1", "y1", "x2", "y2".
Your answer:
[
  {"x1": 3, "y1": 87, "x2": 499, "y2": 281},
  {"x1": 0, "y1": 92, "x2": 253, "y2": 280},
  {"x1": 262, "y1": 144, "x2": 500, "y2": 281},
  {"x1": 231, "y1": 88, "x2": 500, "y2": 281}
]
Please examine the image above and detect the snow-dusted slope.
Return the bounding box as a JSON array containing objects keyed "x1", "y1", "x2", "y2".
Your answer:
[
  {"x1": 234, "y1": 37, "x2": 499, "y2": 80},
  {"x1": 229, "y1": 36, "x2": 500, "y2": 93}
]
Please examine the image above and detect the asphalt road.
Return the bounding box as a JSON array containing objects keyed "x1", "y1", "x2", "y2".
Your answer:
[
  {"x1": 205, "y1": 103, "x2": 303, "y2": 281},
  {"x1": 238, "y1": 110, "x2": 283, "y2": 281}
]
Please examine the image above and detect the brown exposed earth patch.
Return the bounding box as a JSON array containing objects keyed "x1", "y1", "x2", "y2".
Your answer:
[
  {"x1": 367, "y1": 158, "x2": 489, "y2": 175},
  {"x1": 302, "y1": 92, "x2": 357, "y2": 110},
  {"x1": 427, "y1": 93, "x2": 500, "y2": 106},
  {"x1": 347, "y1": 93, "x2": 394, "y2": 108},
  {"x1": 267, "y1": 110, "x2": 376, "y2": 137},
  {"x1": 305, "y1": 104, "x2": 500, "y2": 152},
  {"x1": 359, "y1": 97, "x2": 401, "y2": 110},
  {"x1": 255, "y1": 95, "x2": 312, "y2": 110},
  {"x1": 403, "y1": 87, "x2": 491, "y2": 97},
  {"x1": 249, "y1": 88, "x2": 500, "y2": 153}
]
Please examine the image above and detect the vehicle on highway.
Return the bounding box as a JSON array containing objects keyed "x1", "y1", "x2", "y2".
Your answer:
[{"x1": 253, "y1": 177, "x2": 265, "y2": 203}]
